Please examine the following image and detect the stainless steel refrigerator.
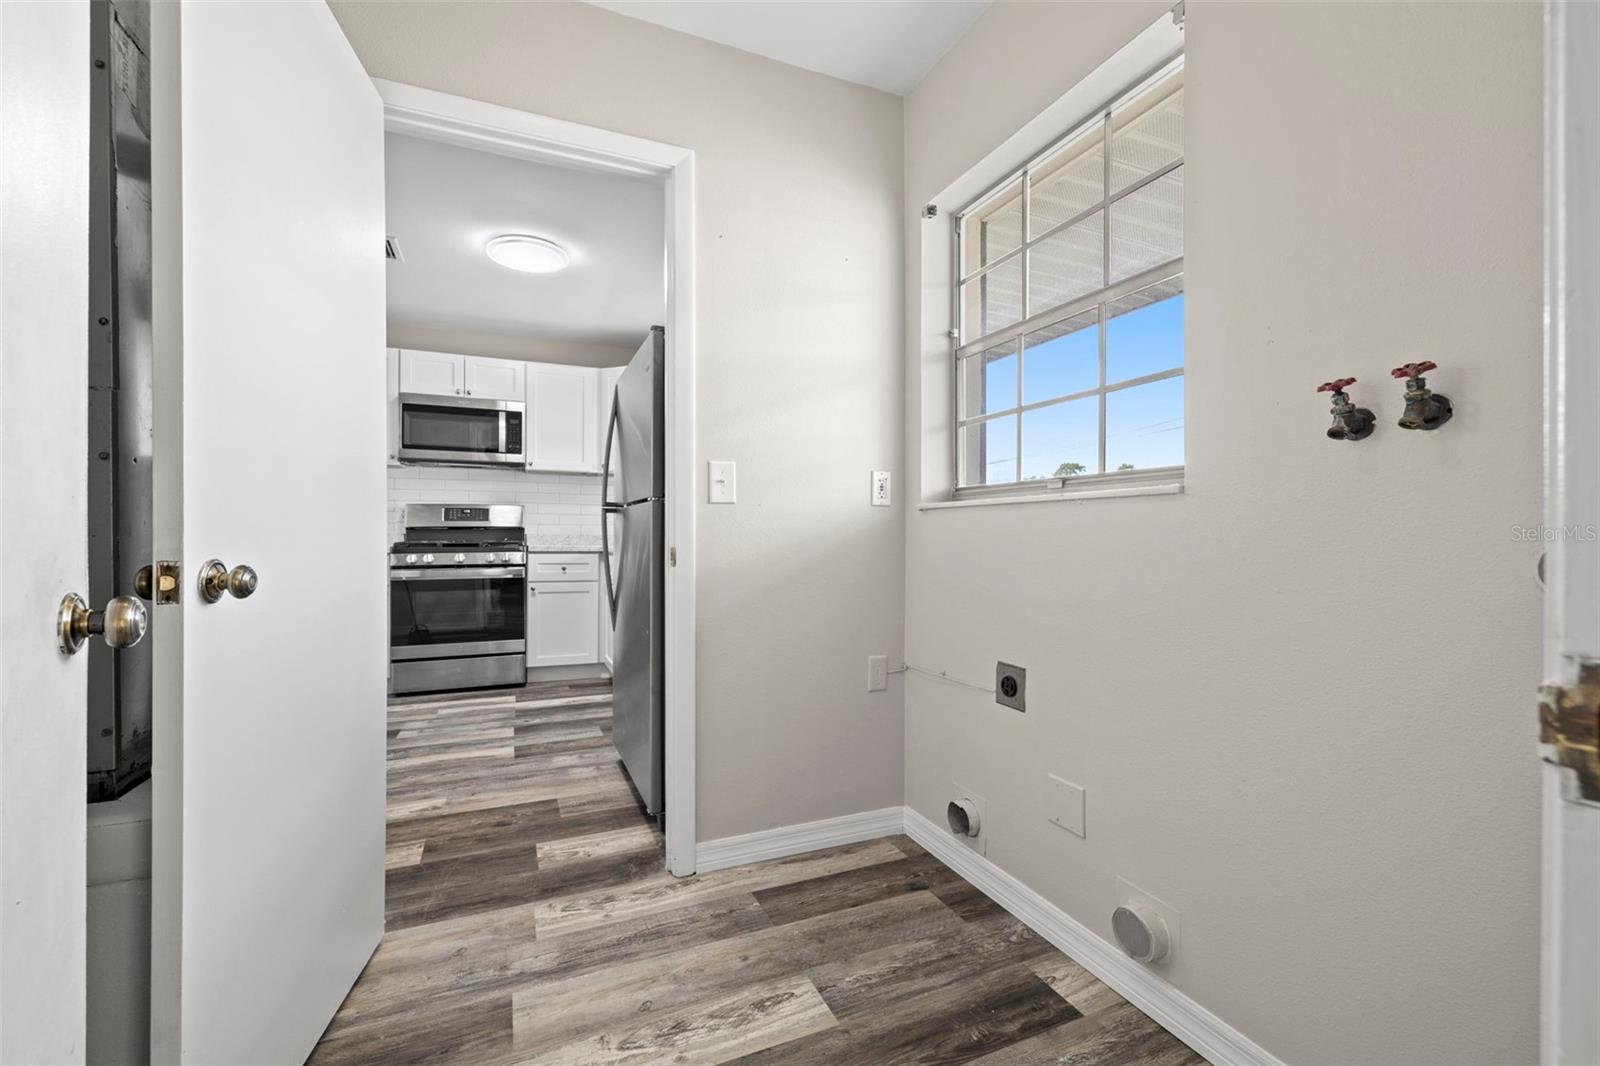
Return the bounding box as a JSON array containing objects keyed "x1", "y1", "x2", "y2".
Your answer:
[{"x1": 603, "y1": 327, "x2": 665, "y2": 815}]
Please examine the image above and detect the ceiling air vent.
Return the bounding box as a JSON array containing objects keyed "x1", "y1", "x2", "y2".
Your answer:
[{"x1": 384, "y1": 236, "x2": 404, "y2": 262}]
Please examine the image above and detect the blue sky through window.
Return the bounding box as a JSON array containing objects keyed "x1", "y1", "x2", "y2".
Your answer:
[{"x1": 1009, "y1": 292, "x2": 1183, "y2": 479}]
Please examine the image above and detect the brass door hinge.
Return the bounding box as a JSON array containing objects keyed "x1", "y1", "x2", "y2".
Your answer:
[{"x1": 1540, "y1": 661, "x2": 1600, "y2": 803}]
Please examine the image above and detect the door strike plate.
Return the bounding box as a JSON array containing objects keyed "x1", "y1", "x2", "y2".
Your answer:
[
  {"x1": 154, "y1": 560, "x2": 181, "y2": 605},
  {"x1": 1540, "y1": 661, "x2": 1600, "y2": 804}
]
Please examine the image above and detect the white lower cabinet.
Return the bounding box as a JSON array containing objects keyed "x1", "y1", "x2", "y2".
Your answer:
[{"x1": 527, "y1": 557, "x2": 601, "y2": 667}]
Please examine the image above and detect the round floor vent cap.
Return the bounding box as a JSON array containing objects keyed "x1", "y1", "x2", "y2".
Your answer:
[{"x1": 1112, "y1": 903, "x2": 1170, "y2": 963}]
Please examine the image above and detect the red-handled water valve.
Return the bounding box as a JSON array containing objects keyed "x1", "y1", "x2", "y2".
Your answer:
[
  {"x1": 1318, "y1": 376, "x2": 1373, "y2": 441},
  {"x1": 1391, "y1": 360, "x2": 1452, "y2": 430},
  {"x1": 1390, "y1": 361, "x2": 1437, "y2": 380}
]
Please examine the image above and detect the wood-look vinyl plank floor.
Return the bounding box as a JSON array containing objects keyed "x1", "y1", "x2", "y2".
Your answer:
[{"x1": 310, "y1": 679, "x2": 1207, "y2": 1066}]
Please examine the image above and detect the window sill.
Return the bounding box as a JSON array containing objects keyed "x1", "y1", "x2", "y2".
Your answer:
[{"x1": 920, "y1": 477, "x2": 1184, "y2": 510}]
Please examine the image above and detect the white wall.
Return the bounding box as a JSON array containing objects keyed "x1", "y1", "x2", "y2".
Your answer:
[
  {"x1": 333, "y1": 0, "x2": 907, "y2": 840},
  {"x1": 387, "y1": 466, "x2": 602, "y2": 546},
  {"x1": 904, "y1": 3, "x2": 1543, "y2": 1064}
]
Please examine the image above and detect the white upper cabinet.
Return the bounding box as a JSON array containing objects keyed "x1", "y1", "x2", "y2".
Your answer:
[
  {"x1": 397, "y1": 349, "x2": 464, "y2": 396},
  {"x1": 463, "y1": 355, "x2": 524, "y2": 402},
  {"x1": 526, "y1": 363, "x2": 598, "y2": 473}
]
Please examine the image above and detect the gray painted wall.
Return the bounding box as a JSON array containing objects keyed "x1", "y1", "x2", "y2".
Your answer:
[
  {"x1": 904, "y1": 3, "x2": 1542, "y2": 1062},
  {"x1": 334, "y1": 0, "x2": 908, "y2": 841}
]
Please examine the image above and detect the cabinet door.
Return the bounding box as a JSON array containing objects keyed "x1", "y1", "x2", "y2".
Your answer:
[
  {"x1": 526, "y1": 363, "x2": 598, "y2": 473},
  {"x1": 398, "y1": 349, "x2": 463, "y2": 396},
  {"x1": 528, "y1": 582, "x2": 600, "y2": 666},
  {"x1": 463, "y1": 355, "x2": 524, "y2": 402}
]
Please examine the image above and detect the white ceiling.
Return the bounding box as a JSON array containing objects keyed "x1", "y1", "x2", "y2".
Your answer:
[
  {"x1": 384, "y1": 133, "x2": 665, "y2": 350},
  {"x1": 584, "y1": 0, "x2": 990, "y2": 95}
]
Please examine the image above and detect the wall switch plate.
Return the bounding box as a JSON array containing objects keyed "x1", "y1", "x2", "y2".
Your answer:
[
  {"x1": 1046, "y1": 773, "x2": 1085, "y2": 837},
  {"x1": 708, "y1": 460, "x2": 736, "y2": 503},
  {"x1": 995, "y1": 662, "x2": 1025, "y2": 711},
  {"x1": 867, "y1": 654, "x2": 888, "y2": 692},
  {"x1": 871, "y1": 470, "x2": 891, "y2": 507}
]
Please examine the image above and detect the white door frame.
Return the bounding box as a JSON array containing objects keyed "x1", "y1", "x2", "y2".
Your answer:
[
  {"x1": 376, "y1": 80, "x2": 699, "y2": 876},
  {"x1": 1540, "y1": 0, "x2": 1600, "y2": 1061}
]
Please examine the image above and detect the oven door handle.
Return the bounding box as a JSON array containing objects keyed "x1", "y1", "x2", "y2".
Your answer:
[{"x1": 390, "y1": 567, "x2": 527, "y2": 581}]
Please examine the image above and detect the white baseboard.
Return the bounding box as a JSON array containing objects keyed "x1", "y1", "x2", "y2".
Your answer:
[
  {"x1": 902, "y1": 806, "x2": 1282, "y2": 1066},
  {"x1": 694, "y1": 806, "x2": 906, "y2": 873},
  {"x1": 693, "y1": 804, "x2": 1279, "y2": 1065}
]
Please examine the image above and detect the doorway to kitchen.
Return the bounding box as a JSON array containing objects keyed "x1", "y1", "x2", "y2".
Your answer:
[{"x1": 376, "y1": 80, "x2": 698, "y2": 880}]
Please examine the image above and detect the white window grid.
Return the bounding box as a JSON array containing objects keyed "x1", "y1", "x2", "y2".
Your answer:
[{"x1": 953, "y1": 57, "x2": 1185, "y2": 493}]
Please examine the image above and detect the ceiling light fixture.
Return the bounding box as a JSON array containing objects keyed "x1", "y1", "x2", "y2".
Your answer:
[{"x1": 485, "y1": 234, "x2": 570, "y2": 274}]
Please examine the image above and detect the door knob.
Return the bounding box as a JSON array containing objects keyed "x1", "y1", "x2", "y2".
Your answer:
[
  {"x1": 197, "y1": 559, "x2": 258, "y2": 603},
  {"x1": 58, "y1": 593, "x2": 148, "y2": 655}
]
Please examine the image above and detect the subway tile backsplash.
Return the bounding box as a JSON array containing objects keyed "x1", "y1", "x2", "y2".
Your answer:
[{"x1": 388, "y1": 465, "x2": 602, "y2": 544}]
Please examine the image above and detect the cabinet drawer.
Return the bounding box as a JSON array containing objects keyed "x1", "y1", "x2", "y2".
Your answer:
[{"x1": 528, "y1": 554, "x2": 599, "y2": 582}]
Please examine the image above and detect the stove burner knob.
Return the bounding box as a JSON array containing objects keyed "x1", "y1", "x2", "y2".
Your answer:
[
  {"x1": 405, "y1": 554, "x2": 417, "y2": 564},
  {"x1": 422, "y1": 553, "x2": 434, "y2": 564},
  {"x1": 454, "y1": 552, "x2": 467, "y2": 563}
]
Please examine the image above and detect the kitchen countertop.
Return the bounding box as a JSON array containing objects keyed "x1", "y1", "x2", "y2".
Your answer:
[{"x1": 526, "y1": 535, "x2": 604, "y2": 553}]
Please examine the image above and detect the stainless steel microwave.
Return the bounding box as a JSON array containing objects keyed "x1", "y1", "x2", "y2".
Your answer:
[{"x1": 397, "y1": 393, "x2": 525, "y2": 466}]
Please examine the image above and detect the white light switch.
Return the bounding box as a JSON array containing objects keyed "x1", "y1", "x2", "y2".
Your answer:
[
  {"x1": 708, "y1": 460, "x2": 737, "y2": 503},
  {"x1": 1047, "y1": 774, "x2": 1085, "y2": 838}
]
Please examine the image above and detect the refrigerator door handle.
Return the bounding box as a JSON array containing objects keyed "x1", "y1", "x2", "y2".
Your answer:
[
  {"x1": 601, "y1": 389, "x2": 620, "y2": 507},
  {"x1": 601, "y1": 392, "x2": 622, "y2": 627},
  {"x1": 601, "y1": 509, "x2": 618, "y2": 627}
]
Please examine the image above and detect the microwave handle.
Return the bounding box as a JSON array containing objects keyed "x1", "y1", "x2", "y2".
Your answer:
[{"x1": 498, "y1": 410, "x2": 507, "y2": 456}]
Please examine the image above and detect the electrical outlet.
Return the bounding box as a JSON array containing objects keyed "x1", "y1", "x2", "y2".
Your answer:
[
  {"x1": 1046, "y1": 773, "x2": 1085, "y2": 837},
  {"x1": 871, "y1": 470, "x2": 891, "y2": 507},
  {"x1": 995, "y1": 662, "x2": 1025, "y2": 712},
  {"x1": 867, "y1": 655, "x2": 887, "y2": 692}
]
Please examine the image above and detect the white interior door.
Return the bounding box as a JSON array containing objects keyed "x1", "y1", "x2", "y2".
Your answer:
[
  {"x1": 148, "y1": 3, "x2": 387, "y2": 1062},
  {"x1": 0, "y1": 2, "x2": 91, "y2": 1061},
  {"x1": 1541, "y1": 2, "x2": 1600, "y2": 1062}
]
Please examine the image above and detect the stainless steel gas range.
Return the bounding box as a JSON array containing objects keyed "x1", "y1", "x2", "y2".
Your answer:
[{"x1": 389, "y1": 504, "x2": 528, "y2": 695}]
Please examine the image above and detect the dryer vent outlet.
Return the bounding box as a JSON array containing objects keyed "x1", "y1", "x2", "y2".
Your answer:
[
  {"x1": 1112, "y1": 903, "x2": 1171, "y2": 963},
  {"x1": 947, "y1": 798, "x2": 981, "y2": 838}
]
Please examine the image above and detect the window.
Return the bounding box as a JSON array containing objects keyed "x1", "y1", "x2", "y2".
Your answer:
[{"x1": 954, "y1": 60, "x2": 1184, "y2": 493}]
